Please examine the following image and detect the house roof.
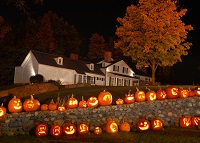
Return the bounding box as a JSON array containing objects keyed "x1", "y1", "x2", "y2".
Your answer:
[{"x1": 31, "y1": 50, "x2": 104, "y2": 75}]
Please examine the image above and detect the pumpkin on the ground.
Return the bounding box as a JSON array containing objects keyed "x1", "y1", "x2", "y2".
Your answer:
[
  {"x1": 63, "y1": 123, "x2": 77, "y2": 136},
  {"x1": 98, "y1": 90, "x2": 112, "y2": 106},
  {"x1": 105, "y1": 120, "x2": 118, "y2": 133},
  {"x1": 93, "y1": 127, "x2": 102, "y2": 135},
  {"x1": 166, "y1": 86, "x2": 179, "y2": 99},
  {"x1": 66, "y1": 94, "x2": 78, "y2": 109},
  {"x1": 50, "y1": 125, "x2": 62, "y2": 137},
  {"x1": 136, "y1": 119, "x2": 150, "y2": 132},
  {"x1": 135, "y1": 87, "x2": 146, "y2": 102},
  {"x1": 79, "y1": 96, "x2": 87, "y2": 108},
  {"x1": 145, "y1": 87, "x2": 156, "y2": 101},
  {"x1": 124, "y1": 90, "x2": 135, "y2": 104},
  {"x1": 35, "y1": 123, "x2": 48, "y2": 137},
  {"x1": 179, "y1": 116, "x2": 191, "y2": 128},
  {"x1": 119, "y1": 121, "x2": 130, "y2": 132},
  {"x1": 87, "y1": 96, "x2": 98, "y2": 108},
  {"x1": 151, "y1": 119, "x2": 163, "y2": 130},
  {"x1": 156, "y1": 85, "x2": 167, "y2": 100},
  {"x1": 8, "y1": 96, "x2": 23, "y2": 113},
  {"x1": 23, "y1": 95, "x2": 40, "y2": 112},
  {"x1": 178, "y1": 88, "x2": 189, "y2": 98},
  {"x1": 0, "y1": 103, "x2": 6, "y2": 118},
  {"x1": 116, "y1": 98, "x2": 124, "y2": 105},
  {"x1": 77, "y1": 123, "x2": 89, "y2": 134}
]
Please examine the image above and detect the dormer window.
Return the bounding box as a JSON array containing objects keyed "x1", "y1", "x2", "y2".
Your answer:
[
  {"x1": 86, "y1": 63, "x2": 94, "y2": 71},
  {"x1": 55, "y1": 57, "x2": 63, "y2": 65}
]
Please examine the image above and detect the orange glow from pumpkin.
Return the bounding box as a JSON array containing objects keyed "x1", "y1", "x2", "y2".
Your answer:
[
  {"x1": 110, "y1": 122, "x2": 118, "y2": 133},
  {"x1": 137, "y1": 121, "x2": 150, "y2": 131},
  {"x1": 79, "y1": 124, "x2": 88, "y2": 133},
  {"x1": 63, "y1": 124, "x2": 76, "y2": 135},
  {"x1": 87, "y1": 97, "x2": 98, "y2": 107},
  {"x1": 0, "y1": 108, "x2": 5, "y2": 117},
  {"x1": 13, "y1": 100, "x2": 22, "y2": 110},
  {"x1": 93, "y1": 127, "x2": 102, "y2": 135},
  {"x1": 50, "y1": 125, "x2": 62, "y2": 136},
  {"x1": 148, "y1": 92, "x2": 156, "y2": 101},
  {"x1": 153, "y1": 120, "x2": 163, "y2": 129},
  {"x1": 191, "y1": 117, "x2": 200, "y2": 126},
  {"x1": 36, "y1": 124, "x2": 48, "y2": 137},
  {"x1": 68, "y1": 100, "x2": 78, "y2": 106}
]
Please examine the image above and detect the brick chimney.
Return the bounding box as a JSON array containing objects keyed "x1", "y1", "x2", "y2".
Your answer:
[
  {"x1": 104, "y1": 51, "x2": 112, "y2": 62},
  {"x1": 70, "y1": 53, "x2": 78, "y2": 60}
]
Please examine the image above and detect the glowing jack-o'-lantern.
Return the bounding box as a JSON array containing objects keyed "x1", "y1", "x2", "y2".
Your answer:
[
  {"x1": 23, "y1": 95, "x2": 40, "y2": 112},
  {"x1": 145, "y1": 87, "x2": 156, "y2": 101},
  {"x1": 156, "y1": 86, "x2": 167, "y2": 100},
  {"x1": 98, "y1": 90, "x2": 112, "y2": 106},
  {"x1": 194, "y1": 86, "x2": 200, "y2": 96},
  {"x1": 119, "y1": 121, "x2": 130, "y2": 132},
  {"x1": 0, "y1": 103, "x2": 6, "y2": 118},
  {"x1": 105, "y1": 121, "x2": 118, "y2": 133},
  {"x1": 79, "y1": 96, "x2": 87, "y2": 108},
  {"x1": 191, "y1": 117, "x2": 200, "y2": 126},
  {"x1": 136, "y1": 119, "x2": 150, "y2": 132},
  {"x1": 116, "y1": 98, "x2": 124, "y2": 105},
  {"x1": 135, "y1": 87, "x2": 146, "y2": 102},
  {"x1": 151, "y1": 119, "x2": 163, "y2": 130},
  {"x1": 166, "y1": 86, "x2": 179, "y2": 99},
  {"x1": 35, "y1": 123, "x2": 48, "y2": 137},
  {"x1": 178, "y1": 88, "x2": 189, "y2": 98},
  {"x1": 66, "y1": 94, "x2": 78, "y2": 109},
  {"x1": 179, "y1": 116, "x2": 191, "y2": 128},
  {"x1": 77, "y1": 123, "x2": 89, "y2": 134},
  {"x1": 87, "y1": 96, "x2": 98, "y2": 108},
  {"x1": 63, "y1": 124, "x2": 77, "y2": 136},
  {"x1": 124, "y1": 90, "x2": 135, "y2": 104},
  {"x1": 93, "y1": 127, "x2": 102, "y2": 135},
  {"x1": 8, "y1": 96, "x2": 23, "y2": 113},
  {"x1": 50, "y1": 125, "x2": 62, "y2": 137},
  {"x1": 58, "y1": 105, "x2": 66, "y2": 112}
]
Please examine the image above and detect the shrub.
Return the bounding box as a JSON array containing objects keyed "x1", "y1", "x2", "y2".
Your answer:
[{"x1": 29, "y1": 74, "x2": 44, "y2": 83}]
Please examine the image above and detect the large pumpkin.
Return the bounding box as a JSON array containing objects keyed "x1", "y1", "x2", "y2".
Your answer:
[
  {"x1": 105, "y1": 120, "x2": 118, "y2": 133},
  {"x1": 35, "y1": 123, "x2": 48, "y2": 137},
  {"x1": 63, "y1": 123, "x2": 77, "y2": 136},
  {"x1": 135, "y1": 87, "x2": 146, "y2": 102},
  {"x1": 136, "y1": 119, "x2": 150, "y2": 132},
  {"x1": 8, "y1": 96, "x2": 23, "y2": 113},
  {"x1": 23, "y1": 95, "x2": 40, "y2": 112},
  {"x1": 98, "y1": 90, "x2": 112, "y2": 106},
  {"x1": 66, "y1": 94, "x2": 78, "y2": 109},
  {"x1": 87, "y1": 96, "x2": 98, "y2": 108},
  {"x1": 124, "y1": 90, "x2": 135, "y2": 104},
  {"x1": 166, "y1": 86, "x2": 179, "y2": 99},
  {"x1": 0, "y1": 103, "x2": 6, "y2": 118},
  {"x1": 50, "y1": 125, "x2": 62, "y2": 137}
]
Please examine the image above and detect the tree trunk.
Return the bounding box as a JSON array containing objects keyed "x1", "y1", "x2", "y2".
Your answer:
[{"x1": 151, "y1": 62, "x2": 156, "y2": 85}]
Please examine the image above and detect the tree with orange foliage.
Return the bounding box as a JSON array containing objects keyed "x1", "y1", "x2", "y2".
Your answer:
[{"x1": 115, "y1": 0, "x2": 193, "y2": 85}]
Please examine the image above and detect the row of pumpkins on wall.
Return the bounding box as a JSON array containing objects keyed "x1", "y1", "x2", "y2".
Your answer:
[
  {"x1": 35, "y1": 116, "x2": 200, "y2": 137},
  {"x1": 0, "y1": 86, "x2": 200, "y2": 118}
]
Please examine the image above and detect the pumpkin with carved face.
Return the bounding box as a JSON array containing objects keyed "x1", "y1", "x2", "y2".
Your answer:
[
  {"x1": 66, "y1": 94, "x2": 78, "y2": 109},
  {"x1": 191, "y1": 117, "x2": 200, "y2": 126},
  {"x1": 93, "y1": 127, "x2": 102, "y2": 135},
  {"x1": 156, "y1": 89, "x2": 167, "y2": 100},
  {"x1": 79, "y1": 96, "x2": 87, "y2": 108},
  {"x1": 58, "y1": 105, "x2": 66, "y2": 112},
  {"x1": 135, "y1": 87, "x2": 146, "y2": 102},
  {"x1": 151, "y1": 119, "x2": 163, "y2": 130},
  {"x1": 98, "y1": 90, "x2": 112, "y2": 106},
  {"x1": 63, "y1": 124, "x2": 77, "y2": 136},
  {"x1": 194, "y1": 86, "x2": 200, "y2": 96},
  {"x1": 50, "y1": 125, "x2": 62, "y2": 137},
  {"x1": 166, "y1": 86, "x2": 179, "y2": 99},
  {"x1": 35, "y1": 123, "x2": 48, "y2": 137},
  {"x1": 145, "y1": 87, "x2": 156, "y2": 101},
  {"x1": 136, "y1": 119, "x2": 150, "y2": 132},
  {"x1": 124, "y1": 90, "x2": 135, "y2": 104},
  {"x1": 87, "y1": 96, "x2": 98, "y2": 108},
  {"x1": 8, "y1": 96, "x2": 23, "y2": 113},
  {"x1": 179, "y1": 116, "x2": 191, "y2": 128},
  {"x1": 0, "y1": 103, "x2": 6, "y2": 118},
  {"x1": 116, "y1": 98, "x2": 124, "y2": 105},
  {"x1": 105, "y1": 121, "x2": 118, "y2": 133},
  {"x1": 23, "y1": 95, "x2": 40, "y2": 112},
  {"x1": 178, "y1": 88, "x2": 189, "y2": 98},
  {"x1": 77, "y1": 123, "x2": 89, "y2": 134}
]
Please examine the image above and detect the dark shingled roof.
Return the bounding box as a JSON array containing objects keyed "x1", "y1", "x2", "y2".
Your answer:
[{"x1": 31, "y1": 50, "x2": 104, "y2": 75}]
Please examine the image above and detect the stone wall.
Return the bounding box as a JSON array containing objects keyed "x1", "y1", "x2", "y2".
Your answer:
[{"x1": 0, "y1": 97, "x2": 200, "y2": 136}]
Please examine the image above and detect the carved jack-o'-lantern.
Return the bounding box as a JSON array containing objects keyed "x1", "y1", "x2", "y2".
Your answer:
[
  {"x1": 98, "y1": 90, "x2": 112, "y2": 106},
  {"x1": 8, "y1": 96, "x2": 23, "y2": 113},
  {"x1": 194, "y1": 86, "x2": 200, "y2": 96},
  {"x1": 178, "y1": 88, "x2": 189, "y2": 98},
  {"x1": 119, "y1": 121, "x2": 130, "y2": 132},
  {"x1": 58, "y1": 105, "x2": 66, "y2": 112},
  {"x1": 63, "y1": 124, "x2": 77, "y2": 136},
  {"x1": 156, "y1": 87, "x2": 167, "y2": 100},
  {"x1": 35, "y1": 123, "x2": 48, "y2": 137},
  {"x1": 166, "y1": 86, "x2": 179, "y2": 99},
  {"x1": 0, "y1": 103, "x2": 6, "y2": 118},
  {"x1": 93, "y1": 127, "x2": 102, "y2": 135},
  {"x1": 79, "y1": 96, "x2": 87, "y2": 108},
  {"x1": 50, "y1": 125, "x2": 62, "y2": 137},
  {"x1": 151, "y1": 119, "x2": 163, "y2": 130},
  {"x1": 179, "y1": 116, "x2": 191, "y2": 128},
  {"x1": 77, "y1": 123, "x2": 89, "y2": 134},
  {"x1": 124, "y1": 90, "x2": 135, "y2": 104},
  {"x1": 105, "y1": 121, "x2": 118, "y2": 133},
  {"x1": 145, "y1": 87, "x2": 156, "y2": 101},
  {"x1": 66, "y1": 94, "x2": 78, "y2": 109},
  {"x1": 136, "y1": 119, "x2": 150, "y2": 132},
  {"x1": 116, "y1": 98, "x2": 124, "y2": 105},
  {"x1": 87, "y1": 96, "x2": 98, "y2": 108},
  {"x1": 135, "y1": 87, "x2": 146, "y2": 102},
  {"x1": 23, "y1": 95, "x2": 40, "y2": 112},
  {"x1": 191, "y1": 117, "x2": 200, "y2": 126}
]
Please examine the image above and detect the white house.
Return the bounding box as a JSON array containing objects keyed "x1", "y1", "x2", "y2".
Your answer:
[{"x1": 14, "y1": 50, "x2": 151, "y2": 86}]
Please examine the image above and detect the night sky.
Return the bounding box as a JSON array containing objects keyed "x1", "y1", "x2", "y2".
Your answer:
[{"x1": 1, "y1": 0, "x2": 200, "y2": 84}]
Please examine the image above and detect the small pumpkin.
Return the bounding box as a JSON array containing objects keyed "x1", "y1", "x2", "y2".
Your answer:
[
  {"x1": 63, "y1": 123, "x2": 77, "y2": 136},
  {"x1": 98, "y1": 90, "x2": 112, "y2": 106},
  {"x1": 119, "y1": 121, "x2": 130, "y2": 132},
  {"x1": 0, "y1": 103, "x2": 6, "y2": 118},
  {"x1": 77, "y1": 123, "x2": 89, "y2": 135},
  {"x1": 50, "y1": 125, "x2": 62, "y2": 137},
  {"x1": 135, "y1": 87, "x2": 146, "y2": 102},
  {"x1": 116, "y1": 98, "x2": 124, "y2": 105},
  {"x1": 40, "y1": 104, "x2": 49, "y2": 111},
  {"x1": 87, "y1": 96, "x2": 98, "y2": 108},
  {"x1": 151, "y1": 119, "x2": 163, "y2": 130},
  {"x1": 93, "y1": 127, "x2": 102, "y2": 135},
  {"x1": 105, "y1": 120, "x2": 118, "y2": 134},
  {"x1": 136, "y1": 119, "x2": 150, "y2": 132},
  {"x1": 145, "y1": 87, "x2": 156, "y2": 101},
  {"x1": 58, "y1": 105, "x2": 66, "y2": 112},
  {"x1": 48, "y1": 99, "x2": 57, "y2": 111},
  {"x1": 179, "y1": 116, "x2": 191, "y2": 128},
  {"x1": 66, "y1": 94, "x2": 78, "y2": 109},
  {"x1": 79, "y1": 96, "x2": 87, "y2": 108},
  {"x1": 8, "y1": 96, "x2": 23, "y2": 113},
  {"x1": 124, "y1": 90, "x2": 135, "y2": 104},
  {"x1": 23, "y1": 95, "x2": 40, "y2": 112},
  {"x1": 35, "y1": 123, "x2": 48, "y2": 137}
]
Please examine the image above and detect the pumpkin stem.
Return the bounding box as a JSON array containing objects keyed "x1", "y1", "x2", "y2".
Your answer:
[
  {"x1": 50, "y1": 99, "x2": 55, "y2": 104},
  {"x1": 103, "y1": 89, "x2": 106, "y2": 92},
  {"x1": 82, "y1": 96, "x2": 84, "y2": 101},
  {"x1": 128, "y1": 90, "x2": 131, "y2": 94},
  {"x1": 158, "y1": 85, "x2": 161, "y2": 90},
  {"x1": 136, "y1": 87, "x2": 139, "y2": 91},
  {"x1": 146, "y1": 87, "x2": 151, "y2": 91},
  {"x1": 1, "y1": 103, "x2": 3, "y2": 107},
  {"x1": 30, "y1": 94, "x2": 34, "y2": 100}
]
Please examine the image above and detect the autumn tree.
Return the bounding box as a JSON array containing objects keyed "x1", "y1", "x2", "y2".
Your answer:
[
  {"x1": 114, "y1": 0, "x2": 193, "y2": 85},
  {"x1": 0, "y1": 16, "x2": 11, "y2": 39},
  {"x1": 88, "y1": 33, "x2": 106, "y2": 59}
]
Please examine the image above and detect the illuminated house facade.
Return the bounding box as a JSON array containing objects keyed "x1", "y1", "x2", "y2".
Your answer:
[{"x1": 14, "y1": 50, "x2": 151, "y2": 86}]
